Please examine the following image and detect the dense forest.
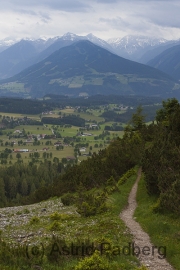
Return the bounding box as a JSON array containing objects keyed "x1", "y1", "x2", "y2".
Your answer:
[
  {"x1": 41, "y1": 114, "x2": 85, "y2": 127},
  {"x1": 0, "y1": 95, "x2": 162, "y2": 114}
]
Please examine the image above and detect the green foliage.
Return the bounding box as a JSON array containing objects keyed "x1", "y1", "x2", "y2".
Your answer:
[
  {"x1": 16, "y1": 211, "x2": 22, "y2": 215},
  {"x1": 143, "y1": 98, "x2": 180, "y2": 214},
  {"x1": 75, "y1": 250, "x2": 111, "y2": 270},
  {"x1": 0, "y1": 240, "x2": 32, "y2": 267},
  {"x1": 29, "y1": 216, "x2": 40, "y2": 224},
  {"x1": 135, "y1": 174, "x2": 180, "y2": 270},
  {"x1": 50, "y1": 212, "x2": 62, "y2": 221},
  {"x1": 135, "y1": 266, "x2": 148, "y2": 270},
  {"x1": 118, "y1": 168, "x2": 136, "y2": 186},
  {"x1": 78, "y1": 201, "x2": 96, "y2": 217},
  {"x1": 50, "y1": 212, "x2": 70, "y2": 221},
  {"x1": 151, "y1": 198, "x2": 162, "y2": 213},
  {"x1": 42, "y1": 114, "x2": 85, "y2": 127},
  {"x1": 105, "y1": 176, "x2": 119, "y2": 194},
  {"x1": 45, "y1": 235, "x2": 68, "y2": 263},
  {"x1": 158, "y1": 177, "x2": 180, "y2": 214},
  {"x1": 61, "y1": 193, "x2": 75, "y2": 206},
  {"x1": 76, "y1": 190, "x2": 108, "y2": 217},
  {"x1": 23, "y1": 208, "x2": 30, "y2": 214},
  {"x1": 48, "y1": 221, "x2": 61, "y2": 231},
  {"x1": 0, "y1": 161, "x2": 62, "y2": 207},
  {"x1": 130, "y1": 106, "x2": 146, "y2": 131}
]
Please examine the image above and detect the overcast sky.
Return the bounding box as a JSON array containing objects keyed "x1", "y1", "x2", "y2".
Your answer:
[{"x1": 0, "y1": 0, "x2": 180, "y2": 41}]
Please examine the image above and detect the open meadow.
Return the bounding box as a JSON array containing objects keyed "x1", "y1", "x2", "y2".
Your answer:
[{"x1": 0, "y1": 105, "x2": 126, "y2": 165}]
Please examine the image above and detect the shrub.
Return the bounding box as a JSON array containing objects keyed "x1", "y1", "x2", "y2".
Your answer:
[
  {"x1": 50, "y1": 212, "x2": 70, "y2": 221},
  {"x1": 105, "y1": 176, "x2": 119, "y2": 194},
  {"x1": 135, "y1": 266, "x2": 148, "y2": 270},
  {"x1": 24, "y1": 208, "x2": 30, "y2": 214},
  {"x1": 118, "y1": 168, "x2": 136, "y2": 186},
  {"x1": 29, "y1": 216, "x2": 40, "y2": 224},
  {"x1": 48, "y1": 221, "x2": 61, "y2": 231},
  {"x1": 151, "y1": 198, "x2": 162, "y2": 213},
  {"x1": 61, "y1": 193, "x2": 75, "y2": 206},
  {"x1": 75, "y1": 250, "x2": 110, "y2": 270},
  {"x1": 46, "y1": 235, "x2": 67, "y2": 263},
  {"x1": 16, "y1": 211, "x2": 22, "y2": 215},
  {"x1": 78, "y1": 201, "x2": 96, "y2": 217}
]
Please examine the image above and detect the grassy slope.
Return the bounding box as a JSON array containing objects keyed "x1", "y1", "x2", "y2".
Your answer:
[
  {"x1": 0, "y1": 169, "x2": 143, "y2": 269},
  {"x1": 135, "y1": 173, "x2": 180, "y2": 270}
]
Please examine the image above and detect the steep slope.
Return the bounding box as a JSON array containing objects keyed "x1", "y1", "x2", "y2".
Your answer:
[
  {"x1": 0, "y1": 40, "x2": 179, "y2": 98},
  {"x1": 0, "y1": 38, "x2": 57, "y2": 79},
  {"x1": 147, "y1": 45, "x2": 180, "y2": 81},
  {"x1": 0, "y1": 37, "x2": 18, "y2": 53},
  {"x1": 0, "y1": 40, "x2": 38, "y2": 79}
]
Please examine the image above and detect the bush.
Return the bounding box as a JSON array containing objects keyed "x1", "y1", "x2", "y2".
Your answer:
[
  {"x1": 105, "y1": 176, "x2": 119, "y2": 194},
  {"x1": 50, "y1": 212, "x2": 70, "y2": 221},
  {"x1": 76, "y1": 191, "x2": 108, "y2": 217},
  {"x1": 29, "y1": 216, "x2": 40, "y2": 224},
  {"x1": 135, "y1": 266, "x2": 148, "y2": 270},
  {"x1": 46, "y1": 235, "x2": 67, "y2": 263},
  {"x1": 75, "y1": 250, "x2": 110, "y2": 270},
  {"x1": 118, "y1": 168, "x2": 136, "y2": 186},
  {"x1": 48, "y1": 221, "x2": 61, "y2": 231},
  {"x1": 16, "y1": 211, "x2": 22, "y2": 215},
  {"x1": 24, "y1": 208, "x2": 30, "y2": 214},
  {"x1": 61, "y1": 193, "x2": 75, "y2": 206},
  {"x1": 78, "y1": 201, "x2": 96, "y2": 217}
]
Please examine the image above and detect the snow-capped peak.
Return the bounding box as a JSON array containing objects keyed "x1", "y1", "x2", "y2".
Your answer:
[
  {"x1": 107, "y1": 35, "x2": 167, "y2": 48},
  {"x1": 61, "y1": 32, "x2": 79, "y2": 41},
  {"x1": 106, "y1": 35, "x2": 168, "y2": 56}
]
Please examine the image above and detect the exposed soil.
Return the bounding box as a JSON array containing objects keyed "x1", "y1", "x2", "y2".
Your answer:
[{"x1": 120, "y1": 168, "x2": 174, "y2": 270}]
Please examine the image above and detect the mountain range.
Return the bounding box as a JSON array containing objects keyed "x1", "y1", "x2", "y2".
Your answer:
[
  {"x1": 0, "y1": 33, "x2": 114, "y2": 80},
  {"x1": 0, "y1": 40, "x2": 179, "y2": 99},
  {"x1": 0, "y1": 33, "x2": 180, "y2": 80}
]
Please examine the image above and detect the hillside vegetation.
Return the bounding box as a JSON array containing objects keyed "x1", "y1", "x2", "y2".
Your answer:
[{"x1": 0, "y1": 98, "x2": 180, "y2": 269}]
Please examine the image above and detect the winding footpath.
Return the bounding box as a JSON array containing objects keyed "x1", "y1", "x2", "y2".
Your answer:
[{"x1": 120, "y1": 168, "x2": 174, "y2": 270}]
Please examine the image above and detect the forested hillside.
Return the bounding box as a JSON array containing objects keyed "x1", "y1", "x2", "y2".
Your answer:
[
  {"x1": 0, "y1": 98, "x2": 179, "y2": 216},
  {"x1": 0, "y1": 98, "x2": 180, "y2": 270}
]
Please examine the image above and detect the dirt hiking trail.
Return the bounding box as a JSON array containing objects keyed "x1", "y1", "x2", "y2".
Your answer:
[{"x1": 120, "y1": 168, "x2": 174, "y2": 270}]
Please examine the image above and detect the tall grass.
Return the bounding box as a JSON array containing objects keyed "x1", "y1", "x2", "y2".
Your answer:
[{"x1": 135, "y1": 173, "x2": 180, "y2": 269}]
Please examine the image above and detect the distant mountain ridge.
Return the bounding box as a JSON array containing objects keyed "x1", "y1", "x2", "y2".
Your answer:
[
  {"x1": 0, "y1": 33, "x2": 180, "y2": 80},
  {"x1": 107, "y1": 35, "x2": 167, "y2": 53},
  {"x1": 147, "y1": 45, "x2": 180, "y2": 81},
  {"x1": 0, "y1": 40, "x2": 179, "y2": 99},
  {"x1": 107, "y1": 35, "x2": 180, "y2": 62},
  {"x1": 0, "y1": 33, "x2": 113, "y2": 80},
  {"x1": 0, "y1": 37, "x2": 20, "y2": 53}
]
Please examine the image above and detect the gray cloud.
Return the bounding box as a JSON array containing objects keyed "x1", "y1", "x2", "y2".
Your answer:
[
  {"x1": 95, "y1": 0, "x2": 118, "y2": 3},
  {"x1": 18, "y1": 9, "x2": 37, "y2": 16},
  {"x1": 0, "y1": 0, "x2": 180, "y2": 40},
  {"x1": 100, "y1": 17, "x2": 130, "y2": 29},
  {"x1": 2, "y1": 0, "x2": 91, "y2": 12},
  {"x1": 135, "y1": 2, "x2": 180, "y2": 29}
]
